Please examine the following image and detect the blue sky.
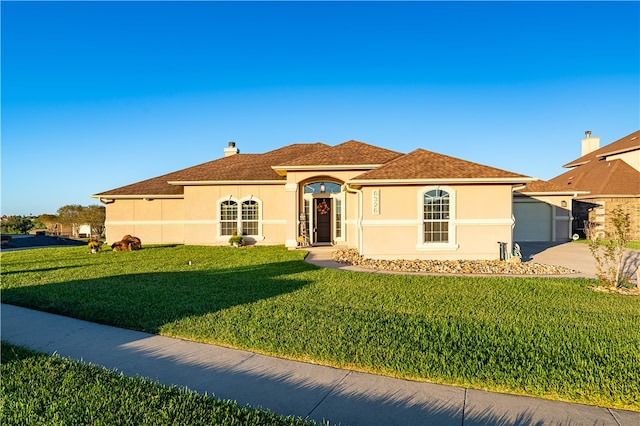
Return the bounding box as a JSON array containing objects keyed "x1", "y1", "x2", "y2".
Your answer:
[{"x1": 2, "y1": 1, "x2": 639, "y2": 216}]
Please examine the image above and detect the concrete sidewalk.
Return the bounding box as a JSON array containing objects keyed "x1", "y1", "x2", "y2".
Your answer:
[{"x1": 2, "y1": 304, "x2": 638, "y2": 425}]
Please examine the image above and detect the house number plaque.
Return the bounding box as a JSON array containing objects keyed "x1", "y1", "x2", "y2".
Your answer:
[{"x1": 372, "y1": 190, "x2": 380, "y2": 215}]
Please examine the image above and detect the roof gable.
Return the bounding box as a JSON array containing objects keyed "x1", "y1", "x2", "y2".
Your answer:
[
  {"x1": 274, "y1": 140, "x2": 403, "y2": 168},
  {"x1": 351, "y1": 148, "x2": 530, "y2": 182},
  {"x1": 564, "y1": 130, "x2": 640, "y2": 168},
  {"x1": 549, "y1": 158, "x2": 640, "y2": 196}
]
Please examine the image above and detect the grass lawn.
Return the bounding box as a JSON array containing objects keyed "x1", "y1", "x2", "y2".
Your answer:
[
  {"x1": 0, "y1": 342, "x2": 315, "y2": 425},
  {"x1": 2, "y1": 245, "x2": 639, "y2": 411},
  {"x1": 573, "y1": 239, "x2": 640, "y2": 250}
]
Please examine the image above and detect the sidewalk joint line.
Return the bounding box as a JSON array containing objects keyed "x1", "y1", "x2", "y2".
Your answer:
[
  {"x1": 461, "y1": 388, "x2": 467, "y2": 426},
  {"x1": 305, "y1": 370, "x2": 353, "y2": 420},
  {"x1": 608, "y1": 408, "x2": 623, "y2": 426}
]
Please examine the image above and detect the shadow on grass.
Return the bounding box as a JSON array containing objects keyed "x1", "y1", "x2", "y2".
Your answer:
[
  {"x1": 1, "y1": 264, "x2": 89, "y2": 276},
  {"x1": 1, "y1": 259, "x2": 317, "y2": 334}
]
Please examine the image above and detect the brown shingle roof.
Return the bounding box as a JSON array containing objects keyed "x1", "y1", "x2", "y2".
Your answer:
[
  {"x1": 170, "y1": 143, "x2": 329, "y2": 182},
  {"x1": 275, "y1": 140, "x2": 403, "y2": 167},
  {"x1": 548, "y1": 158, "x2": 640, "y2": 196},
  {"x1": 94, "y1": 143, "x2": 329, "y2": 197},
  {"x1": 564, "y1": 130, "x2": 640, "y2": 168},
  {"x1": 515, "y1": 179, "x2": 580, "y2": 194},
  {"x1": 93, "y1": 170, "x2": 187, "y2": 197},
  {"x1": 351, "y1": 149, "x2": 530, "y2": 181}
]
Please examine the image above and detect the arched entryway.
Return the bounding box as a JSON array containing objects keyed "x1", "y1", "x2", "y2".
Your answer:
[{"x1": 301, "y1": 181, "x2": 344, "y2": 246}]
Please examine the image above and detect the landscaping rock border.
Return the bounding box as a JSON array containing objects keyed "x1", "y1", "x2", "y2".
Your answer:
[
  {"x1": 588, "y1": 285, "x2": 640, "y2": 296},
  {"x1": 332, "y1": 248, "x2": 579, "y2": 275}
]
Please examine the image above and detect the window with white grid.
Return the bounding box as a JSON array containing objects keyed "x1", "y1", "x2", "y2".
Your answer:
[
  {"x1": 220, "y1": 200, "x2": 238, "y2": 236},
  {"x1": 241, "y1": 200, "x2": 259, "y2": 236},
  {"x1": 423, "y1": 190, "x2": 450, "y2": 243}
]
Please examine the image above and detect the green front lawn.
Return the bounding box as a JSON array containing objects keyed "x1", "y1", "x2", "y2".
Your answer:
[
  {"x1": 0, "y1": 342, "x2": 315, "y2": 426},
  {"x1": 2, "y1": 245, "x2": 639, "y2": 411},
  {"x1": 573, "y1": 239, "x2": 640, "y2": 250}
]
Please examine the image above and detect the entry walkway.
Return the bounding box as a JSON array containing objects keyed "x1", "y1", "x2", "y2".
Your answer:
[{"x1": 2, "y1": 304, "x2": 638, "y2": 425}]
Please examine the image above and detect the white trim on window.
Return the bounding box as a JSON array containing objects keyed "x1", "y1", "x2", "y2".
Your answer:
[
  {"x1": 416, "y1": 186, "x2": 458, "y2": 251},
  {"x1": 241, "y1": 198, "x2": 260, "y2": 236},
  {"x1": 333, "y1": 193, "x2": 345, "y2": 242},
  {"x1": 217, "y1": 195, "x2": 263, "y2": 238},
  {"x1": 219, "y1": 198, "x2": 239, "y2": 237}
]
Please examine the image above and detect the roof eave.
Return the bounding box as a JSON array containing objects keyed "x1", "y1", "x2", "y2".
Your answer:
[
  {"x1": 272, "y1": 164, "x2": 383, "y2": 174},
  {"x1": 347, "y1": 177, "x2": 536, "y2": 186},
  {"x1": 90, "y1": 194, "x2": 184, "y2": 200},
  {"x1": 596, "y1": 145, "x2": 640, "y2": 159},
  {"x1": 167, "y1": 180, "x2": 285, "y2": 186},
  {"x1": 574, "y1": 193, "x2": 640, "y2": 200},
  {"x1": 563, "y1": 160, "x2": 590, "y2": 168},
  {"x1": 515, "y1": 190, "x2": 590, "y2": 196}
]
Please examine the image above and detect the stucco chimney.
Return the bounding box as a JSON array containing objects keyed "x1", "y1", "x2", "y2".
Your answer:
[
  {"x1": 581, "y1": 131, "x2": 600, "y2": 156},
  {"x1": 224, "y1": 141, "x2": 239, "y2": 157}
]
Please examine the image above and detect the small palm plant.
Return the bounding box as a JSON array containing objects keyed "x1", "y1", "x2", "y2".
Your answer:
[{"x1": 228, "y1": 231, "x2": 244, "y2": 247}]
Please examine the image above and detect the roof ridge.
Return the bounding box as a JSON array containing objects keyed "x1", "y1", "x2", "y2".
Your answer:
[
  {"x1": 563, "y1": 129, "x2": 640, "y2": 168},
  {"x1": 272, "y1": 140, "x2": 403, "y2": 168},
  {"x1": 352, "y1": 147, "x2": 529, "y2": 181}
]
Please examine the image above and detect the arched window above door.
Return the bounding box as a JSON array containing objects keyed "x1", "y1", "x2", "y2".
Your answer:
[{"x1": 303, "y1": 182, "x2": 341, "y2": 194}]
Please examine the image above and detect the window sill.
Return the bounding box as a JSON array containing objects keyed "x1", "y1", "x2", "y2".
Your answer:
[
  {"x1": 218, "y1": 235, "x2": 264, "y2": 241},
  {"x1": 416, "y1": 243, "x2": 459, "y2": 251}
]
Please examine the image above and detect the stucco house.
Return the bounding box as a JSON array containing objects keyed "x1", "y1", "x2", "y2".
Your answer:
[
  {"x1": 93, "y1": 140, "x2": 544, "y2": 260},
  {"x1": 547, "y1": 130, "x2": 640, "y2": 240}
]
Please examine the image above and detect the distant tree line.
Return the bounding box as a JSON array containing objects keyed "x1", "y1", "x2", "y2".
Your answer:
[
  {"x1": 1, "y1": 205, "x2": 106, "y2": 238},
  {"x1": 0, "y1": 216, "x2": 36, "y2": 234}
]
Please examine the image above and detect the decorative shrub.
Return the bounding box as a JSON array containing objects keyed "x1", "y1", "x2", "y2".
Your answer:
[{"x1": 228, "y1": 232, "x2": 244, "y2": 247}]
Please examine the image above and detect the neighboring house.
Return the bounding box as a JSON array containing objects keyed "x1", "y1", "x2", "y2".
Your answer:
[
  {"x1": 547, "y1": 130, "x2": 640, "y2": 240},
  {"x1": 93, "y1": 140, "x2": 538, "y2": 260},
  {"x1": 36, "y1": 223, "x2": 91, "y2": 238}
]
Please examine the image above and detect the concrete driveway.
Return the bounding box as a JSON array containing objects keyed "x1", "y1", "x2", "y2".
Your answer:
[{"x1": 519, "y1": 241, "x2": 639, "y2": 282}]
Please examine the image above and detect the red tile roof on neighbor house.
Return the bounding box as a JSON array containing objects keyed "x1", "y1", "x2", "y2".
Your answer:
[
  {"x1": 351, "y1": 148, "x2": 531, "y2": 182},
  {"x1": 563, "y1": 130, "x2": 640, "y2": 168},
  {"x1": 548, "y1": 158, "x2": 640, "y2": 197}
]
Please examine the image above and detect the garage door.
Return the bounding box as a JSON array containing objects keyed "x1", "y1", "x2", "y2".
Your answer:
[{"x1": 513, "y1": 202, "x2": 552, "y2": 242}]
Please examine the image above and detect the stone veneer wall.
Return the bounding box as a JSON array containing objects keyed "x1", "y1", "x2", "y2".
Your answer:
[{"x1": 574, "y1": 197, "x2": 640, "y2": 241}]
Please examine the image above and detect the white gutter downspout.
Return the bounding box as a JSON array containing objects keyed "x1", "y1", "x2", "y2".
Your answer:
[{"x1": 343, "y1": 183, "x2": 363, "y2": 254}]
